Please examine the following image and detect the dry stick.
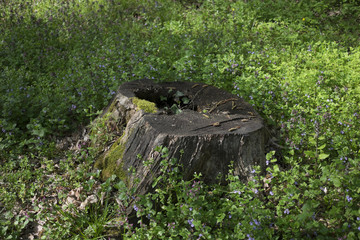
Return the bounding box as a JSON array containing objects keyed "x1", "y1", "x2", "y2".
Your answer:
[
  {"x1": 186, "y1": 84, "x2": 208, "y2": 111},
  {"x1": 191, "y1": 115, "x2": 256, "y2": 132},
  {"x1": 209, "y1": 98, "x2": 239, "y2": 113}
]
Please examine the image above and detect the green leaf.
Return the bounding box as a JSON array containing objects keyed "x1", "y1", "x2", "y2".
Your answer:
[
  {"x1": 332, "y1": 177, "x2": 341, "y2": 187},
  {"x1": 182, "y1": 97, "x2": 189, "y2": 104},
  {"x1": 175, "y1": 91, "x2": 184, "y2": 98},
  {"x1": 266, "y1": 151, "x2": 275, "y2": 160},
  {"x1": 289, "y1": 149, "x2": 294, "y2": 156},
  {"x1": 152, "y1": 176, "x2": 163, "y2": 188},
  {"x1": 304, "y1": 150, "x2": 315, "y2": 158},
  {"x1": 318, "y1": 144, "x2": 326, "y2": 150},
  {"x1": 114, "y1": 180, "x2": 126, "y2": 190},
  {"x1": 318, "y1": 153, "x2": 329, "y2": 160},
  {"x1": 216, "y1": 213, "x2": 225, "y2": 224},
  {"x1": 273, "y1": 164, "x2": 280, "y2": 173},
  {"x1": 170, "y1": 104, "x2": 182, "y2": 114}
]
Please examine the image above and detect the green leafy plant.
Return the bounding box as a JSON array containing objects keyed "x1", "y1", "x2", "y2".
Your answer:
[{"x1": 1, "y1": 0, "x2": 360, "y2": 239}]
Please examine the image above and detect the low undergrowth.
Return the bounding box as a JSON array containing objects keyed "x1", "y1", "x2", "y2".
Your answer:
[{"x1": 1, "y1": 0, "x2": 359, "y2": 239}]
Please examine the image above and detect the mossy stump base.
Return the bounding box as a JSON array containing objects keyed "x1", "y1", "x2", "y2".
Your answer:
[{"x1": 94, "y1": 79, "x2": 267, "y2": 197}]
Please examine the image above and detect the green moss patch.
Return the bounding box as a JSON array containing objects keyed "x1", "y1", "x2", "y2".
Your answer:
[
  {"x1": 94, "y1": 133, "x2": 128, "y2": 182},
  {"x1": 131, "y1": 97, "x2": 158, "y2": 113}
]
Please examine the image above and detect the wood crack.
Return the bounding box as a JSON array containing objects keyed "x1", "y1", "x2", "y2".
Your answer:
[{"x1": 191, "y1": 115, "x2": 256, "y2": 132}]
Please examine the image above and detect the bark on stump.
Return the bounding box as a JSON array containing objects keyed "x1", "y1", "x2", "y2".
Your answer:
[{"x1": 94, "y1": 79, "x2": 267, "y2": 196}]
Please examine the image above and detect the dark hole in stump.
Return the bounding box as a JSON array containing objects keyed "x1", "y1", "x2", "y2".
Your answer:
[{"x1": 133, "y1": 87, "x2": 198, "y2": 114}]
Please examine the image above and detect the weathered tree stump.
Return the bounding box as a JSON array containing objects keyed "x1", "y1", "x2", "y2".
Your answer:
[{"x1": 94, "y1": 79, "x2": 267, "y2": 196}]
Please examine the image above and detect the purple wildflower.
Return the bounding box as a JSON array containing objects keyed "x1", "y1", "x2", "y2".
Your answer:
[
  {"x1": 133, "y1": 205, "x2": 138, "y2": 212},
  {"x1": 188, "y1": 219, "x2": 194, "y2": 228}
]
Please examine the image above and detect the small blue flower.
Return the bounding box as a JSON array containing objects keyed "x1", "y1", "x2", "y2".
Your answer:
[
  {"x1": 269, "y1": 191, "x2": 274, "y2": 196},
  {"x1": 247, "y1": 234, "x2": 254, "y2": 240},
  {"x1": 188, "y1": 219, "x2": 194, "y2": 228},
  {"x1": 284, "y1": 209, "x2": 290, "y2": 214},
  {"x1": 133, "y1": 205, "x2": 138, "y2": 212}
]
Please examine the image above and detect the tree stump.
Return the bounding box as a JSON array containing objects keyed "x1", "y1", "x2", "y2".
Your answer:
[{"x1": 94, "y1": 79, "x2": 267, "y2": 196}]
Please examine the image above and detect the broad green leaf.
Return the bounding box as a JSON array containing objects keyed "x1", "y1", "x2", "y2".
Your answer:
[
  {"x1": 182, "y1": 97, "x2": 190, "y2": 104},
  {"x1": 318, "y1": 153, "x2": 329, "y2": 160},
  {"x1": 304, "y1": 151, "x2": 315, "y2": 158},
  {"x1": 175, "y1": 91, "x2": 184, "y2": 98},
  {"x1": 332, "y1": 177, "x2": 341, "y2": 187},
  {"x1": 318, "y1": 144, "x2": 326, "y2": 150},
  {"x1": 273, "y1": 164, "x2": 280, "y2": 173}
]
